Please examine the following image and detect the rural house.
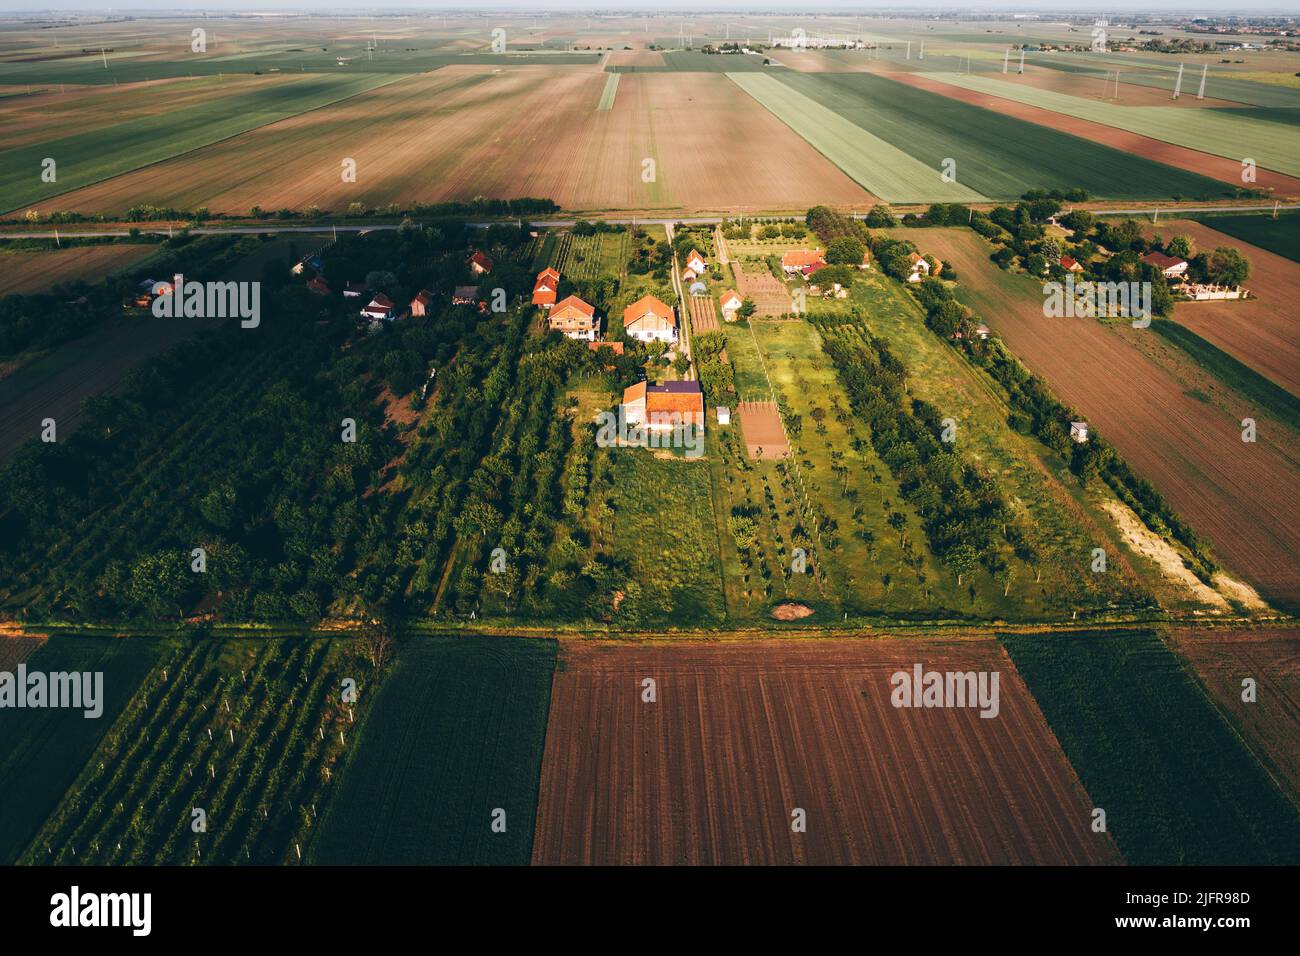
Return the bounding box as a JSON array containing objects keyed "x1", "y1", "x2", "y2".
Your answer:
[
  {"x1": 548, "y1": 294, "x2": 598, "y2": 341},
  {"x1": 623, "y1": 295, "x2": 677, "y2": 344},
  {"x1": 621, "y1": 380, "x2": 705, "y2": 431},
  {"x1": 343, "y1": 282, "x2": 367, "y2": 298},
  {"x1": 452, "y1": 285, "x2": 478, "y2": 306},
  {"x1": 1141, "y1": 251, "x2": 1188, "y2": 279},
  {"x1": 683, "y1": 249, "x2": 707, "y2": 280},
  {"x1": 1060, "y1": 255, "x2": 1084, "y2": 273},
  {"x1": 719, "y1": 289, "x2": 743, "y2": 321},
  {"x1": 307, "y1": 277, "x2": 331, "y2": 295},
  {"x1": 360, "y1": 293, "x2": 396, "y2": 321},
  {"x1": 907, "y1": 252, "x2": 939, "y2": 284},
  {"x1": 533, "y1": 267, "x2": 560, "y2": 309},
  {"x1": 781, "y1": 250, "x2": 826, "y2": 276},
  {"x1": 410, "y1": 289, "x2": 435, "y2": 317},
  {"x1": 469, "y1": 251, "x2": 493, "y2": 275}
]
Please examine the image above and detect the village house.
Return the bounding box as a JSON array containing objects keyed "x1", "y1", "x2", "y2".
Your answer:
[
  {"x1": 719, "y1": 289, "x2": 744, "y2": 321},
  {"x1": 1060, "y1": 254, "x2": 1085, "y2": 274},
  {"x1": 907, "y1": 252, "x2": 939, "y2": 284},
  {"x1": 360, "y1": 293, "x2": 395, "y2": 321},
  {"x1": 623, "y1": 294, "x2": 677, "y2": 344},
  {"x1": 1070, "y1": 421, "x2": 1089, "y2": 443},
  {"x1": 781, "y1": 250, "x2": 826, "y2": 276},
  {"x1": 683, "y1": 249, "x2": 707, "y2": 280},
  {"x1": 548, "y1": 294, "x2": 598, "y2": 341},
  {"x1": 975, "y1": 323, "x2": 991, "y2": 340},
  {"x1": 307, "y1": 277, "x2": 331, "y2": 296},
  {"x1": 621, "y1": 380, "x2": 705, "y2": 431},
  {"x1": 343, "y1": 282, "x2": 367, "y2": 298},
  {"x1": 409, "y1": 289, "x2": 435, "y2": 317},
  {"x1": 1141, "y1": 251, "x2": 1189, "y2": 279},
  {"x1": 469, "y1": 251, "x2": 493, "y2": 275},
  {"x1": 532, "y1": 267, "x2": 560, "y2": 309},
  {"x1": 452, "y1": 285, "x2": 478, "y2": 306}
]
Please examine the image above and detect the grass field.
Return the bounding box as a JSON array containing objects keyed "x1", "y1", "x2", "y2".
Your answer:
[
  {"x1": 0, "y1": 71, "x2": 404, "y2": 213},
  {"x1": 1189, "y1": 212, "x2": 1300, "y2": 263},
  {"x1": 1001, "y1": 630, "x2": 1300, "y2": 864},
  {"x1": 311, "y1": 636, "x2": 555, "y2": 865},
  {"x1": 774, "y1": 71, "x2": 1233, "y2": 201},
  {"x1": 921, "y1": 72, "x2": 1300, "y2": 179},
  {"x1": 0, "y1": 243, "x2": 157, "y2": 296},
  {"x1": 596, "y1": 72, "x2": 620, "y2": 110},
  {"x1": 22, "y1": 637, "x2": 368, "y2": 865},
  {"x1": 0, "y1": 635, "x2": 159, "y2": 863},
  {"x1": 727, "y1": 71, "x2": 985, "y2": 204}
]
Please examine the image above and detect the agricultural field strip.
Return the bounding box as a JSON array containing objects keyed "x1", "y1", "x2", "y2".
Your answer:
[
  {"x1": 726, "y1": 72, "x2": 986, "y2": 204},
  {"x1": 775, "y1": 72, "x2": 1233, "y2": 201},
  {"x1": 1021, "y1": 54, "x2": 1300, "y2": 109},
  {"x1": 0, "y1": 71, "x2": 408, "y2": 213},
  {"x1": 920, "y1": 72, "x2": 1300, "y2": 178},
  {"x1": 597, "y1": 72, "x2": 620, "y2": 111}
]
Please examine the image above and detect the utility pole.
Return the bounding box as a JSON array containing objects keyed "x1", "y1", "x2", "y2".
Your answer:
[{"x1": 1196, "y1": 63, "x2": 1207, "y2": 100}]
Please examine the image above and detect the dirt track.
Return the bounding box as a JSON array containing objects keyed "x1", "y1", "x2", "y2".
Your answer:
[
  {"x1": 922, "y1": 228, "x2": 1300, "y2": 610},
  {"x1": 531, "y1": 639, "x2": 1120, "y2": 865}
]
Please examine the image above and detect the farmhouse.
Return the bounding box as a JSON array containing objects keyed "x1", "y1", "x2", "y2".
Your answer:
[
  {"x1": 719, "y1": 289, "x2": 743, "y2": 321},
  {"x1": 684, "y1": 249, "x2": 707, "y2": 276},
  {"x1": 624, "y1": 295, "x2": 677, "y2": 344},
  {"x1": 343, "y1": 282, "x2": 367, "y2": 298},
  {"x1": 907, "y1": 253, "x2": 938, "y2": 284},
  {"x1": 549, "y1": 295, "x2": 598, "y2": 341},
  {"x1": 1141, "y1": 251, "x2": 1189, "y2": 279},
  {"x1": 621, "y1": 380, "x2": 705, "y2": 430},
  {"x1": 469, "y1": 251, "x2": 493, "y2": 275},
  {"x1": 975, "y1": 323, "x2": 991, "y2": 340},
  {"x1": 782, "y1": 250, "x2": 826, "y2": 276},
  {"x1": 1070, "y1": 421, "x2": 1089, "y2": 443},
  {"x1": 360, "y1": 293, "x2": 395, "y2": 321},
  {"x1": 452, "y1": 285, "x2": 478, "y2": 306},
  {"x1": 1060, "y1": 255, "x2": 1084, "y2": 273},
  {"x1": 533, "y1": 267, "x2": 560, "y2": 308},
  {"x1": 409, "y1": 289, "x2": 435, "y2": 317}
]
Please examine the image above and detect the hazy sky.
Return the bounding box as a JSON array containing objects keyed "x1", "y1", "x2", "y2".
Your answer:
[{"x1": 2, "y1": 3, "x2": 1298, "y2": 13}]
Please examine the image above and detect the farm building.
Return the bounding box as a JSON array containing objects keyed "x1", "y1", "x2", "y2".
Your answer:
[
  {"x1": 360, "y1": 293, "x2": 395, "y2": 321},
  {"x1": 307, "y1": 277, "x2": 330, "y2": 295},
  {"x1": 469, "y1": 251, "x2": 494, "y2": 275},
  {"x1": 622, "y1": 380, "x2": 705, "y2": 431},
  {"x1": 781, "y1": 250, "x2": 826, "y2": 276},
  {"x1": 976, "y1": 324, "x2": 990, "y2": 340},
  {"x1": 907, "y1": 253, "x2": 935, "y2": 284},
  {"x1": 716, "y1": 406, "x2": 731, "y2": 426},
  {"x1": 549, "y1": 295, "x2": 598, "y2": 341},
  {"x1": 452, "y1": 286, "x2": 478, "y2": 306},
  {"x1": 533, "y1": 267, "x2": 560, "y2": 308},
  {"x1": 719, "y1": 289, "x2": 743, "y2": 321},
  {"x1": 1141, "y1": 251, "x2": 1189, "y2": 279},
  {"x1": 1060, "y1": 255, "x2": 1084, "y2": 273},
  {"x1": 624, "y1": 295, "x2": 677, "y2": 344},
  {"x1": 1070, "y1": 421, "x2": 1089, "y2": 443},
  {"x1": 343, "y1": 282, "x2": 367, "y2": 298},
  {"x1": 685, "y1": 249, "x2": 708, "y2": 275},
  {"x1": 737, "y1": 401, "x2": 790, "y2": 460},
  {"x1": 409, "y1": 289, "x2": 435, "y2": 317}
]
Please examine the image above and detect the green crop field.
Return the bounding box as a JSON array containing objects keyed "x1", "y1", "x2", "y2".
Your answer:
[
  {"x1": 0, "y1": 635, "x2": 159, "y2": 864},
  {"x1": 1189, "y1": 212, "x2": 1300, "y2": 263},
  {"x1": 1001, "y1": 630, "x2": 1300, "y2": 865},
  {"x1": 596, "y1": 72, "x2": 620, "y2": 110},
  {"x1": 310, "y1": 636, "x2": 555, "y2": 866},
  {"x1": 0, "y1": 71, "x2": 405, "y2": 212},
  {"x1": 21, "y1": 637, "x2": 369, "y2": 865},
  {"x1": 922, "y1": 72, "x2": 1300, "y2": 178},
  {"x1": 727, "y1": 72, "x2": 986, "y2": 203},
  {"x1": 775, "y1": 72, "x2": 1233, "y2": 200},
  {"x1": 1022, "y1": 53, "x2": 1300, "y2": 109}
]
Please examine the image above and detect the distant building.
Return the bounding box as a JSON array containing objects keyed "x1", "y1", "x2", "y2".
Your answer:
[
  {"x1": 532, "y1": 267, "x2": 560, "y2": 308},
  {"x1": 781, "y1": 250, "x2": 826, "y2": 276},
  {"x1": 684, "y1": 249, "x2": 707, "y2": 276},
  {"x1": 452, "y1": 286, "x2": 478, "y2": 306},
  {"x1": 1070, "y1": 421, "x2": 1089, "y2": 443},
  {"x1": 716, "y1": 406, "x2": 731, "y2": 426},
  {"x1": 360, "y1": 293, "x2": 395, "y2": 321},
  {"x1": 1060, "y1": 254, "x2": 1084, "y2": 273},
  {"x1": 549, "y1": 294, "x2": 598, "y2": 341},
  {"x1": 469, "y1": 251, "x2": 494, "y2": 275},
  {"x1": 307, "y1": 277, "x2": 331, "y2": 295},
  {"x1": 719, "y1": 289, "x2": 743, "y2": 321},
  {"x1": 343, "y1": 282, "x2": 367, "y2": 298},
  {"x1": 410, "y1": 289, "x2": 435, "y2": 317},
  {"x1": 1141, "y1": 251, "x2": 1188, "y2": 279},
  {"x1": 623, "y1": 295, "x2": 677, "y2": 344},
  {"x1": 621, "y1": 380, "x2": 705, "y2": 431}
]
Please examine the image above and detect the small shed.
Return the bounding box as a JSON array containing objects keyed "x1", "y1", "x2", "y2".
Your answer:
[
  {"x1": 716, "y1": 406, "x2": 731, "y2": 426},
  {"x1": 1070, "y1": 421, "x2": 1088, "y2": 443}
]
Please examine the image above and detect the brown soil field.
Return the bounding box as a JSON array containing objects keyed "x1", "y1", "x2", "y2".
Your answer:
[
  {"x1": 1142, "y1": 219, "x2": 1300, "y2": 397},
  {"x1": 0, "y1": 243, "x2": 156, "y2": 296},
  {"x1": 605, "y1": 50, "x2": 663, "y2": 67},
  {"x1": 531, "y1": 639, "x2": 1121, "y2": 865},
  {"x1": 1165, "y1": 627, "x2": 1300, "y2": 806},
  {"x1": 687, "y1": 294, "x2": 719, "y2": 334},
  {"x1": 886, "y1": 72, "x2": 1300, "y2": 197},
  {"x1": 47, "y1": 67, "x2": 873, "y2": 216},
  {"x1": 737, "y1": 400, "x2": 789, "y2": 459},
  {"x1": 780, "y1": 50, "x2": 887, "y2": 73},
  {"x1": 989, "y1": 67, "x2": 1247, "y2": 110},
  {"x1": 0, "y1": 74, "x2": 287, "y2": 148},
  {"x1": 922, "y1": 228, "x2": 1300, "y2": 609},
  {"x1": 0, "y1": 632, "x2": 44, "y2": 671},
  {"x1": 731, "y1": 261, "x2": 789, "y2": 316}
]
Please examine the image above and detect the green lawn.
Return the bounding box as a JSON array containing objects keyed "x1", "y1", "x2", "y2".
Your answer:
[
  {"x1": 1001, "y1": 630, "x2": 1300, "y2": 865},
  {"x1": 0, "y1": 72, "x2": 405, "y2": 212},
  {"x1": 0, "y1": 635, "x2": 160, "y2": 863},
  {"x1": 775, "y1": 71, "x2": 1233, "y2": 201},
  {"x1": 310, "y1": 636, "x2": 555, "y2": 865}
]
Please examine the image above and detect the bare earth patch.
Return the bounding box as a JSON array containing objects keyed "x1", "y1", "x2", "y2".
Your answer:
[{"x1": 771, "y1": 602, "x2": 814, "y2": 620}]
